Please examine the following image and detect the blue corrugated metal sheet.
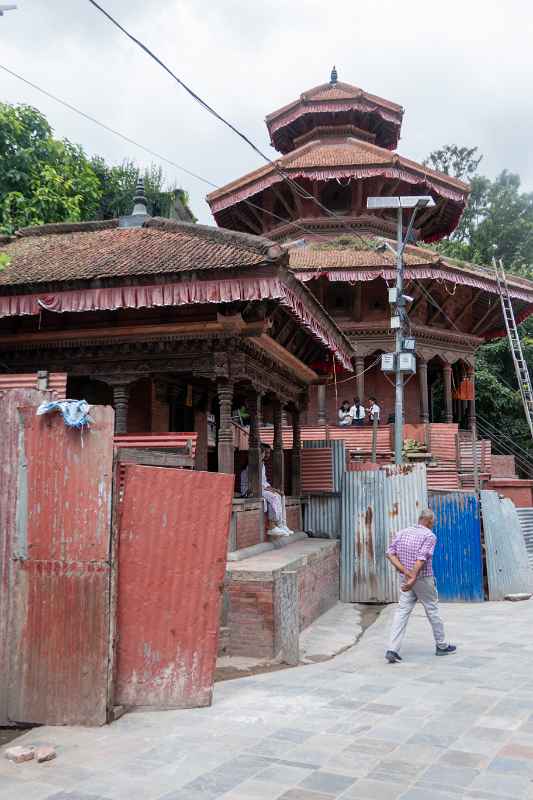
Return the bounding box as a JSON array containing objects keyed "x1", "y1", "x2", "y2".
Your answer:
[
  {"x1": 302, "y1": 440, "x2": 345, "y2": 539},
  {"x1": 341, "y1": 464, "x2": 427, "y2": 603},
  {"x1": 429, "y1": 492, "x2": 483, "y2": 602},
  {"x1": 481, "y1": 490, "x2": 533, "y2": 600}
]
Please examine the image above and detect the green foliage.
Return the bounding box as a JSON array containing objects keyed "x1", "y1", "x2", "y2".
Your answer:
[
  {"x1": 0, "y1": 102, "x2": 195, "y2": 235},
  {"x1": 425, "y1": 144, "x2": 533, "y2": 465},
  {"x1": 0, "y1": 103, "x2": 101, "y2": 234},
  {"x1": 0, "y1": 251, "x2": 11, "y2": 271}
]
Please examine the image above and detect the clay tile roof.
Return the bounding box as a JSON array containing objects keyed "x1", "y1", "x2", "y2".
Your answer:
[
  {"x1": 0, "y1": 217, "x2": 283, "y2": 288},
  {"x1": 207, "y1": 138, "x2": 469, "y2": 208},
  {"x1": 266, "y1": 81, "x2": 403, "y2": 122},
  {"x1": 288, "y1": 238, "x2": 439, "y2": 270}
]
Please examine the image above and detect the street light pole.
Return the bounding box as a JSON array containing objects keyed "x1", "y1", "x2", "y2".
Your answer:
[{"x1": 394, "y1": 205, "x2": 404, "y2": 465}]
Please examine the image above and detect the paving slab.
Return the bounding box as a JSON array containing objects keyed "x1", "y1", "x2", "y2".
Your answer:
[{"x1": 2, "y1": 600, "x2": 533, "y2": 799}]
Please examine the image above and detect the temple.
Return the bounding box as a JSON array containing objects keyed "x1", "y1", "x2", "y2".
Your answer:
[{"x1": 207, "y1": 68, "x2": 533, "y2": 435}]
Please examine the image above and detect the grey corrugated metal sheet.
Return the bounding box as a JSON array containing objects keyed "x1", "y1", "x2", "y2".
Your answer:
[
  {"x1": 302, "y1": 440, "x2": 345, "y2": 538},
  {"x1": 481, "y1": 491, "x2": 533, "y2": 600},
  {"x1": 341, "y1": 464, "x2": 428, "y2": 603},
  {"x1": 514, "y1": 507, "x2": 533, "y2": 574}
]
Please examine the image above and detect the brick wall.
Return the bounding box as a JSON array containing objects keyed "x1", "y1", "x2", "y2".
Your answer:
[
  {"x1": 226, "y1": 542, "x2": 340, "y2": 658},
  {"x1": 235, "y1": 507, "x2": 263, "y2": 550},
  {"x1": 226, "y1": 580, "x2": 275, "y2": 658},
  {"x1": 491, "y1": 455, "x2": 516, "y2": 478},
  {"x1": 298, "y1": 546, "x2": 340, "y2": 631},
  {"x1": 285, "y1": 503, "x2": 302, "y2": 532}
]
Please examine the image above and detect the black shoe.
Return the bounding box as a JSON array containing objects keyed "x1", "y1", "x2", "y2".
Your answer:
[
  {"x1": 385, "y1": 650, "x2": 402, "y2": 663},
  {"x1": 436, "y1": 644, "x2": 457, "y2": 656}
]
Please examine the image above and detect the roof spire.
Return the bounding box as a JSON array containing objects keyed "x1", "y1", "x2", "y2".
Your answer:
[
  {"x1": 132, "y1": 176, "x2": 148, "y2": 216},
  {"x1": 119, "y1": 174, "x2": 149, "y2": 228},
  {"x1": 330, "y1": 65, "x2": 338, "y2": 84}
]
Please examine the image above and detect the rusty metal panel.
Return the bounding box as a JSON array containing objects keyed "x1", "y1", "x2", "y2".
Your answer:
[
  {"x1": 302, "y1": 440, "x2": 344, "y2": 539},
  {"x1": 3, "y1": 401, "x2": 114, "y2": 726},
  {"x1": 115, "y1": 465, "x2": 234, "y2": 710},
  {"x1": 301, "y1": 448, "x2": 333, "y2": 493},
  {"x1": 0, "y1": 372, "x2": 67, "y2": 395},
  {"x1": 114, "y1": 432, "x2": 197, "y2": 459},
  {"x1": 341, "y1": 464, "x2": 427, "y2": 603},
  {"x1": 481, "y1": 490, "x2": 533, "y2": 600}
]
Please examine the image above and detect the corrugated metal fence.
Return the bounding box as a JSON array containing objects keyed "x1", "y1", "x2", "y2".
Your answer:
[
  {"x1": 302, "y1": 440, "x2": 345, "y2": 539},
  {"x1": 429, "y1": 492, "x2": 483, "y2": 602},
  {"x1": 341, "y1": 464, "x2": 427, "y2": 603},
  {"x1": 481, "y1": 490, "x2": 533, "y2": 600},
  {"x1": 516, "y1": 507, "x2": 533, "y2": 572}
]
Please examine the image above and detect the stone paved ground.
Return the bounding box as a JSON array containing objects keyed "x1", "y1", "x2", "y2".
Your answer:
[{"x1": 2, "y1": 600, "x2": 533, "y2": 800}]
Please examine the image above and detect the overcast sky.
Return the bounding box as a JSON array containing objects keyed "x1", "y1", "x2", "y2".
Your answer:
[{"x1": 1, "y1": 1, "x2": 532, "y2": 224}]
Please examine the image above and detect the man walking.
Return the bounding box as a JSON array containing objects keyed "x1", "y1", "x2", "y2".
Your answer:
[{"x1": 385, "y1": 508, "x2": 456, "y2": 663}]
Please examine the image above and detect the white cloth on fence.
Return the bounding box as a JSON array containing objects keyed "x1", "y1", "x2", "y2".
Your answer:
[{"x1": 36, "y1": 399, "x2": 92, "y2": 428}]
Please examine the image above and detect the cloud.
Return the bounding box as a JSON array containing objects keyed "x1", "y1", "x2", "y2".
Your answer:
[{"x1": 1, "y1": 0, "x2": 532, "y2": 224}]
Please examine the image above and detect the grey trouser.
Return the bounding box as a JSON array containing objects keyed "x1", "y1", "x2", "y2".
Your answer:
[{"x1": 388, "y1": 576, "x2": 446, "y2": 654}]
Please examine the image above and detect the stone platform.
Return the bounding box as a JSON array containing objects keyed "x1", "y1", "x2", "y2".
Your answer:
[{"x1": 224, "y1": 538, "x2": 340, "y2": 662}]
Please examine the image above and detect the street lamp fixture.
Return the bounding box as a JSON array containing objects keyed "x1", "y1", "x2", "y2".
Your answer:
[
  {"x1": 0, "y1": 4, "x2": 17, "y2": 14},
  {"x1": 366, "y1": 194, "x2": 435, "y2": 465}
]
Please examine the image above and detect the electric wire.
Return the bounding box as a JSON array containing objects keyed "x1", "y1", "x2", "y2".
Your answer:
[{"x1": 476, "y1": 420, "x2": 533, "y2": 476}]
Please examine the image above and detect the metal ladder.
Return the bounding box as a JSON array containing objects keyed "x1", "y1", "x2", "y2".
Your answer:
[{"x1": 493, "y1": 258, "x2": 533, "y2": 440}]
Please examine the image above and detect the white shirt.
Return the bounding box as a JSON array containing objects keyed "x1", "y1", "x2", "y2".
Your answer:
[
  {"x1": 338, "y1": 408, "x2": 351, "y2": 426},
  {"x1": 350, "y1": 404, "x2": 365, "y2": 420},
  {"x1": 241, "y1": 463, "x2": 269, "y2": 495},
  {"x1": 369, "y1": 403, "x2": 380, "y2": 420}
]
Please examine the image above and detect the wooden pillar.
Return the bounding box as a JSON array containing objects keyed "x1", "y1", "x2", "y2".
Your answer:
[
  {"x1": 417, "y1": 358, "x2": 429, "y2": 424},
  {"x1": 291, "y1": 408, "x2": 301, "y2": 497},
  {"x1": 272, "y1": 398, "x2": 285, "y2": 491},
  {"x1": 246, "y1": 391, "x2": 262, "y2": 497},
  {"x1": 194, "y1": 407, "x2": 208, "y2": 471},
  {"x1": 467, "y1": 363, "x2": 476, "y2": 431},
  {"x1": 317, "y1": 384, "x2": 327, "y2": 425},
  {"x1": 355, "y1": 356, "x2": 365, "y2": 403},
  {"x1": 443, "y1": 363, "x2": 453, "y2": 423},
  {"x1": 217, "y1": 381, "x2": 234, "y2": 474},
  {"x1": 112, "y1": 382, "x2": 131, "y2": 434}
]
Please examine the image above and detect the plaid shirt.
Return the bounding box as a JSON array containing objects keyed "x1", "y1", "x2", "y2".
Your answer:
[{"x1": 387, "y1": 524, "x2": 436, "y2": 577}]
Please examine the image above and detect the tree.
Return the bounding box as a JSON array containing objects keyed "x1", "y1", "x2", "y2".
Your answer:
[
  {"x1": 90, "y1": 158, "x2": 196, "y2": 221},
  {"x1": 0, "y1": 103, "x2": 101, "y2": 234},
  {"x1": 425, "y1": 144, "x2": 533, "y2": 466},
  {"x1": 0, "y1": 102, "x2": 195, "y2": 235}
]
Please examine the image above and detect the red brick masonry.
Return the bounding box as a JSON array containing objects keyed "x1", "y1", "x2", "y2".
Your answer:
[{"x1": 226, "y1": 540, "x2": 340, "y2": 659}]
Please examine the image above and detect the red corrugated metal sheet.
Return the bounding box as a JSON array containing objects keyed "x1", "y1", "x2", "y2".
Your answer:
[
  {"x1": 2, "y1": 401, "x2": 114, "y2": 726},
  {"x1": 429, "y1": 423, "x2": 458, "y2": 463},
  {"x1": 0, "y1": 372, "x2": 67, "y2": 396},
  {"x1": 115, "y1": 465, "x2": 234, "y2": 709},
  {"x1": 114, "y1": 432, "x2": 197, "y2": 458},
  {"x1": 260, "y1": 425, "x2": 392, "y2": 454},
  {"x1": 301, "y1": 448, "x2": 334, "y2": 493}
]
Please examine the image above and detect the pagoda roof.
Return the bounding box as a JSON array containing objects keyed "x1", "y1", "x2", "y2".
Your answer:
[
  {"x1": 0, "y1": 218, "x2": 282, "y2": 288},
  {"x1": 287, "y1": 236, "x2": 533, "y2": 337},
  {"x1": 0, "y1": 217, "x2": 354, "y2": 370},
  {"x1": 266, "y1": 79, "x2": 404, "y2": 153},
  {"x1": 207, "y1": 137, "x2": 469, "y2": 242}
]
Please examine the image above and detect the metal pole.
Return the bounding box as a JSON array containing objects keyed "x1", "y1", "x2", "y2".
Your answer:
[{"x1": 394, "y1": 206, "x2": 404, "y2": 465}]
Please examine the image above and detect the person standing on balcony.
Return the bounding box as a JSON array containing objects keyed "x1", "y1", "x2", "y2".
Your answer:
[
  {"x1": 338, "y1": 400, "x2": 352, "y2": 426},
  {"x1": 350, "y1": 397, "x2": 365, "y2": 426},
  {"x1": 384, "y1": 508, "x2": 456, "y2": 663},
  {"x1": 368, "y1": 397, "x2": 380, "y2": 425}
]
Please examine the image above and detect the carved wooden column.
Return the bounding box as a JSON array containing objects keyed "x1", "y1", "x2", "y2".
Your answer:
[
  {"x1": 246, "y1": 391, "x2": 262, "y2": 497},
  {"x1": 272, "y1": 397, "x2": 285, "y2": 491},
  {"x1": 355, "y1": 356, "x2": 365, "y2": 403},
  {"x1": 317, "y1": 384, "x2": 327, "y2": 425},
  {"x1": 217, "y1": 381, "x2": 234, "y2": 474},
  {"x1": 417, "y1": 358, "x2": 429, "y2": 424},
  {"x1": 467, "y1": 363, "x2": 476, "y2": 431},
  {"x1": 113, "y1": 384, "x2": 130, "y2": 434},
  {"x1": 443, "y1": 363, "x2": 453, "y2": 423},
  {"x1": 291, "y1": 407, "x2": 301, "y2": 497}
]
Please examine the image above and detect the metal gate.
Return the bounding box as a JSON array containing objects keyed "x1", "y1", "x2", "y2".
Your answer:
[
  {"x1": 429, "y1": 492, "x2": 483, "y2": 602},
  {"x1": 114, "y1": 464, "x2": 234, "y2": 710},
  {"x1": 0, "y1": 390, "x2": 114, "y2": 726},
  {"x1": 341, "y1": 464, "x2": 427, "y2": 603}
]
